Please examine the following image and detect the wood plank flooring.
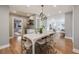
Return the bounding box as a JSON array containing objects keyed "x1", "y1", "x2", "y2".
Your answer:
[
  {"x1": 0, "y1": 47, "x2": 14, "y2": 54},
  {"x1": 0, "y1": 37, "x2": 77, "y2": 54}
]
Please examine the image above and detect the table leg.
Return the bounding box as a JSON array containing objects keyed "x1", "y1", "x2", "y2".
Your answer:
[{"x1": 32, "y1": 42, "x2": 35, "y2": 54}]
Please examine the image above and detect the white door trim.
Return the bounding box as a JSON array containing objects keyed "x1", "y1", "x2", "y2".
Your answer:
[{"x1": 11, "y1": 16, "x2": 23, "y2": 37}]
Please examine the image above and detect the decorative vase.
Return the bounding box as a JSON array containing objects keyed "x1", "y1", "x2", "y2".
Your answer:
[{"x1": 39, "y1": 28, "x2": 43, "y2": 34}]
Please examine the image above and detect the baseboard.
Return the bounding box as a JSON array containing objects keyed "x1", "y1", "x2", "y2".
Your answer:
[
  {"x1": 73, "y1": 48, "x2": 79, "y2": 53},
  {"x1": 0, "y1": 44, "x2": 10, "y2": 49}
]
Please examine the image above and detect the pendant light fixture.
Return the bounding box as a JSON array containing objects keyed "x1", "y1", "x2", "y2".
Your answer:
[{"x1": 39, "y1": 5, "x2": 47, "y2": 20}]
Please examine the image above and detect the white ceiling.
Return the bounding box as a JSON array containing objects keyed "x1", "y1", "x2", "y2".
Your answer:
[{"x1": 9, "y1": 5, "x2": 73, "y2": 17}]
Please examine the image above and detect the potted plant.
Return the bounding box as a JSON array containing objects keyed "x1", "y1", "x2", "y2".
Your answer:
[{"x1": 39, "y1": 27, "x2": 43, "y2": 34}]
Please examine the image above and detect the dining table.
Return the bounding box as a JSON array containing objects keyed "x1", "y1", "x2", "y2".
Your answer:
[{"x1": 23, "y1": 31, "x2": 55, "y2": 54}]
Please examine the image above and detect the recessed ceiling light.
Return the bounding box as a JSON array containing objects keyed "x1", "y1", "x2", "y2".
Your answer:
[
  {"x1": 53, "y1": 5, "x2": 56, "y2": 7},
  {"x1": 59, "y1": 11, "x2": 62, "y2": 13}
]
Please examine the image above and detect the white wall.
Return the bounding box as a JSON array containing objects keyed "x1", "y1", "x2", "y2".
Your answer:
[
  {"x1": 0, "y1": 6, "x2": 9, "y2": 46},
  {"x1": 65, "y1": 12, "x2": 72, "y2": 37},
  {"x1": 73, "y1": 6, "x2": 79, "y2": 49}
]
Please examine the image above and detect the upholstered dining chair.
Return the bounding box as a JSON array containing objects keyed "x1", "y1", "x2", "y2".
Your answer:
[
  {"x1": 50, "y1": 34, "x2": 54, "y2": 39},
  {"x1": 35, "y1": 36, "x2": 56, "y2": 54},
  {"x1": 21, "y1": 37, "x2": 32, "y2": 54},
  {"x1": 35, "y1": 36, "x2": 52, "y2": 54},
  {"x1": 45, "y1": 35, "x2": 51, "y2": 43},
  {"x1": 46, "y1": 36, "x2": 57, "y2": 54}
]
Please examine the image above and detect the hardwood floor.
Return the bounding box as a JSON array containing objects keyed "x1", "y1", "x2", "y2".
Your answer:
[
  {"x1": 0, "y1": 37, "x2": 21, "y2": 54},
  {"x1": 0, "y1": 37, "x2": 76, "y2": 54},
  {"x1": 54, "y1": 38, "x2": 73, "y2": 54},
  {"x1": 0, "y1": 47, "x2": 14, "y2": 54}
]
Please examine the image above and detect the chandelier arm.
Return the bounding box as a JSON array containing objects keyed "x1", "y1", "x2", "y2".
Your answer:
[
  {"x1": 40, "y1": 5, "x2": 47, "y2": 20},
  {"x1": 41, "y1": 5, "x2": 44, "y2": 14}
]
